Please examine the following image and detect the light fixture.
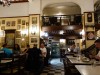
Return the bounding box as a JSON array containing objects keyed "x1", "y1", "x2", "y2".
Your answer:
[{"x1": 0, "y1": 0, "x2": 11, "y2": 7}]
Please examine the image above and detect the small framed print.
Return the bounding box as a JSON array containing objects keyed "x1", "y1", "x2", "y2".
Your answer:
[
  {"x1": 22, "y1": 20, "x2": 25, "y2": 25},
  {"x1": 26, "y1": 22, "x2": 29, "y2": 26},
  {"x1": 11, "y1": 21, "x2": 16, "y2": 26},
  {"x1": 30, "y1": 37, "x2": 38, "y2": 44},
  {"x1": 17, "y1": 19, "x2": 21, "y2": 24},
  {"x1": 87, "y1": 31, "x2": 95, "y2": 40},
  {"x1": 15, "y1": 31, "x2": 21, "y2": 38},
  {"x1": 84, "y1": 12, "x2": 94, "y2": 26},
  {"x1": 32, "y1": 17, "x2": 37, "y2": 24},
  {"x1": 1, "y1": 26, "x2": 5, "y2": 30},
  {"x1": 6, "y1": 21, "x2": 10, "y2": 27},
  {"x1": 2, "y1": 20, "x2": 5, "y2": 24}
]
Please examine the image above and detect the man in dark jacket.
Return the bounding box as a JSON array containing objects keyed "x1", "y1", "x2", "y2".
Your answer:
[{"x1": 25, "y1": 44, "x2": 43, "y2": 75}]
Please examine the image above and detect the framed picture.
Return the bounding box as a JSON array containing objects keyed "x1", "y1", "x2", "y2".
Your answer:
[
  {"x1": 17, "y1": 19, "x2": 21, "y2": 24},
  {"x1": 32, "y1": 17, "x2": 37, "y2": 24},
  {"x1": 30, "y1": 37, "x2": 38, "y2": 44},
  {"x1": 1, "y1": 26, "x2": 5, "y2": 30},
  {"x1": 84, "y1": 12, "x2": 94, "y2": 26},
  {"x1": 11, "y1": 21, "x2": 16, "y2": 26},
  {"x1": 26, "y1": 22, "x2": 29, "y2": 26},
  {"x1": 17, "y1": 25, "x2": 21, "y2": 30},
  {"x1": 6, "y1": 21, "x2": 10, "y2": 27},
  {"x1": 61, "y1": 17, "x2": 69, "y2": 25},
  {"x1": 86, "y1": 31, "x2": 95, "y2": 40},
  {"x1": 2, "y1": 20, "x2": 5, "y2": 24},
  {"x1": 15, "y1": 31, "x2": 21, "y2": 38},
  {"x1": 21, "y1": 41, "x2": 26, "y2": 48},
  {"x1": 22, "y1": 20, "x2": 25, "y2": 25}
]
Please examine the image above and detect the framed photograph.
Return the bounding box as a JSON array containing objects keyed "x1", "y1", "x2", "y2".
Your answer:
[
  {"x1": 26, "y1": 22, "x2": 29, "y2": 26},
  {"x1": 17, "y1": 19, "x2": 21, "y2": 24},
  {"x1": 32, "y1": 17, "x2": 37, "y2": 24},
  {"x1": 6, "y1": 21, "x2": 10, "y2": 27},
  {"x1": 2, "y1": 20, "x2": 5, "y2": 24},
  {"x1": 84, "y1": 12, "x2": 94, "y2": 26},
  {"x1": 15, "y1": 31, "x2": 21, "y2": 38},
  {"x1": 30, "y1": 37, "x2": 38, "y2": 44},
  {"x1": 17, "y1": 25, "x2": 21, "y2": 30},
  {"x1": 11, "y1": 21, "x2": 16, "y2": 26},
  {"x1": 22, "y1": 20, "x2": 25, "y2": 25},
  {"x1": 86, "y1": 31, "x2": 95, "y2": 40},
  {"x1": 1, "y1": 26, "x2": 5, "y2": 30}
]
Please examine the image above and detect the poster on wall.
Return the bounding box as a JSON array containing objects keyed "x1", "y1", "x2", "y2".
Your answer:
[{"x1": 84, "y1": 12, "x2": 94, "y2": 26}]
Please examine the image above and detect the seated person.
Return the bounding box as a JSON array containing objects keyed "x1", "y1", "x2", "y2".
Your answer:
[
  {"x1": 89, "y1": 39, "x2": 100, "y2": 60},
  {"x1": 2, "y1": 43, "x2": 13, "y2": 58},
  {"x1": 13, "y1": 44, "x2": 21, "y2": 54}
]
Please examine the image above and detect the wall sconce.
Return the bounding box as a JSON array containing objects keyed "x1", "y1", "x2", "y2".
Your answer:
[
  {"x1": 31, "y1": 25, "x2": 37, "y2": 35},
  {"x1": 21, "y1": 29, "x2": 28, "y2": 37}
]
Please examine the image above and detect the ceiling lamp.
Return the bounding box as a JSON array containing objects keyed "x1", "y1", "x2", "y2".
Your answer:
[{"x1": 0, "y1": 0, "x2": 11, "y2": 6}]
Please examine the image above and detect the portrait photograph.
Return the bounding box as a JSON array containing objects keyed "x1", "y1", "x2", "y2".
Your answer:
[{"x1": 87, "y1": 31, "x2": 95, "y2": 40}]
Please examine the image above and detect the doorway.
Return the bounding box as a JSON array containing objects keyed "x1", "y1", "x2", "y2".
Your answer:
[{"x1": 5, "y1": 30, "x2": 15, "y2": 48}]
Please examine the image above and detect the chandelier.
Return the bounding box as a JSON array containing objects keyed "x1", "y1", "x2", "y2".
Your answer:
[{"x1": 0, "y1": 0, "x2": 11, "y2": 6}]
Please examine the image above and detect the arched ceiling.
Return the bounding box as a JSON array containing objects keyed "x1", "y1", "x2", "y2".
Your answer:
[{"x1": 43, "y1": 2, "x2": 81, "y2": 16}]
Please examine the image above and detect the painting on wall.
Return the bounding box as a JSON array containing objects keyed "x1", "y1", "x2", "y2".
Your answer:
[
  {"x1": 30, "y1": 37, "x2": 38, "y2": 44},
  {"x1": 22, "y1": 20, "x2": 26, "y2": 25},
  {"x1": 1, "y1": 26, "x2": 5, "y2": 30},
  {"x1": 84, "y1": 12, "x2": 94, "y2": 26},
  {"x1": 15, "y1": 38, "x2": 21, "y2": 46},
  {"x1": 15, "y1": 31, "x2": 21, "y2": 38},
  {"x1": 86, "y1": 31, "x2": 95, "y2": 40},
  {"x1": 21, "y1": 41, "x2": 26, "y2": 48},
  {"x1": 32, "y1": 17, "x2": 37, "y2": 24},
  {"x1": 17, "y1": 25, "x2": 21, "y2": 30}
]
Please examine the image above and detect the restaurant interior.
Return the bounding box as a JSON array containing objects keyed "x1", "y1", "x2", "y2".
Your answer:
[{"x1": 0, "y1": 0, "x2": 100, "y2": 75}]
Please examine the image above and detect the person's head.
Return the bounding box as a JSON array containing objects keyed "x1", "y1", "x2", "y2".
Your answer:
[
  {"x1": 33, "y1": 44, "x2": 37, "y2": 48},
  {"x1": 3, "y1": 43, "x2": 7, "y2": 48},
  {"x1": 26, "y1": 45, "x2": 30, "y2": 48},
  {"x1": 94, "y1": 39, "x2": 100, "y2": 49},
  {"x1": 40, "y1": 43, "x2": 45, "y2": 48}
]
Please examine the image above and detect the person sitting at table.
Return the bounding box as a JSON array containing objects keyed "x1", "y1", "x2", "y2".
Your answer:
[
  {"x1": 2, "y1": 43, "x2": 13, "y2": 58},
  {"x1": 67, "y1": 44, "x2": 79, "y2": 54},
  {"x1": 89, "y1": 39, "x2": 100, "y2": 60},
  {"x1": 13, "y1": 44, "x2": 21, "y2": 54}
]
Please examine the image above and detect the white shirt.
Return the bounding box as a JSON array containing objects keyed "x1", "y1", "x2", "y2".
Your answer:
[
  {"x1": 40, "y1": 47, "x2": 47, "y2": 57},
  {"x1": 97, "y1": 51, "x2": 100, "y2": 57}
]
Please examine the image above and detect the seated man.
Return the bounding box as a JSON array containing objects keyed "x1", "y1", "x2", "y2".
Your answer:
[
  {"x1": 93, "y1": 39, "x2": 100, "y2": 60},
  {"x1": 2, "y1": 43, "x2": 13, "y2": 58}
]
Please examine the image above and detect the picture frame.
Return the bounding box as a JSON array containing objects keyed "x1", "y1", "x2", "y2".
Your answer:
[
  {"x1": 15, "y1": 31, "x2": 21, "y2": 38},
  {"x1": 84, "y1": 12, "x2": 94, "y2": 26},
  {"x1": 22, "y1": 20, "x2": 25, "y2": 25},
  {"x1": 11, "y1": 21, "x2": 16, "y2": 26},
  {"x1": 17, "y1": 19, "x2": 21, "y2": 24},
  {"x1": 15, "y1": 38, "x2": 21, "y2": 46},
  {"x1": 2, "y1": 20, "x2": 5, "y2": 24},
  {"x1": 6, "y1": 21, "x2": 10, "y2": 27},
  {"x1": 32, "y1": 17, "x2": 37, "y2": 24},
  {"x1": 61, "y1": 17, "x2": 70, "y2": 25},
  {"x1": 1, "y1": 26, "x2": 5, "y2": 30},
  {"x1": 86, "y1": 31, "x2": 95, "y2": 40},
  {"x1": 21, "y1": 41, "x2": 26, "y2": 48},
  {"x1": 30, "y1": 37, "x2": 38, "y2": 44},
  {"x1": 17, "y1": 25, "x2": 21, "y2": 30}
]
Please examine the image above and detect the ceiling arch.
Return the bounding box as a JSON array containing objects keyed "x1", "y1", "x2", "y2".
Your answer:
[{"x1": 42, "y1": 2, "x2": 81, "y2": 16}]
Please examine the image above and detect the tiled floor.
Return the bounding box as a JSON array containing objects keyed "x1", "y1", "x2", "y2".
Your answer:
[{"x1": 41, "y1": 58, "x2": 64, "y2": 75}]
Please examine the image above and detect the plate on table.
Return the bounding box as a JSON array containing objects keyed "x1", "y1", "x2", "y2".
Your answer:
[{"x1": 82, "y1": 57, "x2": 90, "y2": 62}]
